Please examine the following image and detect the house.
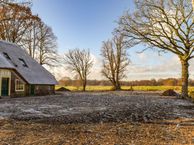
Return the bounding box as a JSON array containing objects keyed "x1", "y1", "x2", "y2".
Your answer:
[{"x1": 0, "y1": 40, "x2": 57, "y2": 97}]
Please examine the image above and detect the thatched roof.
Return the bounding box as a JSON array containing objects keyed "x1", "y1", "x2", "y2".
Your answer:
[{"x1": 0, "y1": 40, "x2": 57, "y2": 85}]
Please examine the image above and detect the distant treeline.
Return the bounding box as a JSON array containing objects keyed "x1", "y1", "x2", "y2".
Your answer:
[{"x1": 58, "y1": 77, "x2": 194, "y2": 86}]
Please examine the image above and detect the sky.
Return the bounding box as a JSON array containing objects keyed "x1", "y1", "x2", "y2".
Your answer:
[{"x1": 31, "y1": 0, "x2": 194, "y2": 81}]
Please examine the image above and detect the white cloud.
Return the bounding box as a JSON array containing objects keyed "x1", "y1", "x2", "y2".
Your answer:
[
  {"x1": 126, "y1": 54, "x2": 180, "y2": 80},
  {"x1": 49, "y1": 53, "x2": 103, "y2": 80},
  {"x1": 48, "y1": 52, "x2": 194, "y2": 81},
  {"x1": 89, "y1": 54, "x2": 103, "y2": 79}
]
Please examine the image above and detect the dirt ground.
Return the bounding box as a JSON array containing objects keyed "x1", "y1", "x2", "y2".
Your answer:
[{"x1": 0, "y1": 91, "x2": 194, "y2": 144}]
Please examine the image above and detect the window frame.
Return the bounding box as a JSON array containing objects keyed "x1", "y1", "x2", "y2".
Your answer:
[
  {"x1": 18, "y1": 58, "x2": 28, "y2": 67},
  {"x1": 3, "y1": 52, "x2": 18, "y2": 67},
  {"x1": 15, "y1": 79, "x2": 25, "y2": 92}
]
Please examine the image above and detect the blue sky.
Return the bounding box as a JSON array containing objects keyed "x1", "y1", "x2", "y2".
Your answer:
[
  {"x1": 31, "y1": 0, "x2": 194, "y2": 80},
  {"x1": 32, "y1": 0, "x2": 133, "y2": 54}
]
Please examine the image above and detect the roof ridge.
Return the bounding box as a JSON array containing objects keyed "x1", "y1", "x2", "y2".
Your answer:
[{"x1": 0, "y1": 40, "x2": 20, "y2": 47}]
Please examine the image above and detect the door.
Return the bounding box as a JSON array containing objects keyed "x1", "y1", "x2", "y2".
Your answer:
[
  {"x1": 30, "y1": 85, "x2": 35, "y2": 96},
  {"x1": 1, "y1": 78, "x2": 9, "y2": 96}
]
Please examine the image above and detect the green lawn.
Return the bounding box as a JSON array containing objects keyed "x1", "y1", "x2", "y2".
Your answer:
[{"x1": 55, "y1": 85, "x2": 194, "y2": 93}]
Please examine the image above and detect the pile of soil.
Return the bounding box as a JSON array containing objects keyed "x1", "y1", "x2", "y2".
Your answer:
[
  {"x1": 162, "y1": 89, "x2": 178, "y2": 96},
  {"x1": 56, "y1": 87, "x2": 70, "y2": 92}
]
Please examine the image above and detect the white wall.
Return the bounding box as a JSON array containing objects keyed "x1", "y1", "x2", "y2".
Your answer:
[{"x1": 0, "y1": 69, "x2": 11, "y2": 96}]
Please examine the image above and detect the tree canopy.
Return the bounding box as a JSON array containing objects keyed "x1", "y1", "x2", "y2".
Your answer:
[{"x1": 118, "y1": 0, "x2": 194, "y2": 97}]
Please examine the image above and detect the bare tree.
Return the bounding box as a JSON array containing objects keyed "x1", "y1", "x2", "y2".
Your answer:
[
  {"x1": 0, "y1": 1, "x2": 59, "y2": 68},
  {"x1": 64, "y1": 49, "x2": 93, "y2": 91},
  {"x1": 117, "y1": 0, "x2": 194, "y2": 98},
  {"x1": 23, "y1": 21, "x2": 58, "y2": 67},
  {"x1": 36, "y1": 22, "x2": 58, "y2": 67},
  {"x1": 101, "y1": 35, "x2": 130, "y2": 90},
  {"x1": 22, "y1": 21, "x2": 59, "y2": 67},
  {"x1": 21, "y1": 19, "x2": 40, "y2": 58},
  {"x1": 0, "y1": 0, "x2": 39, "y2": 44}
]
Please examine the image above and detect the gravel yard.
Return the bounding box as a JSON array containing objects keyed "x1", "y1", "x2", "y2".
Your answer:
[
  {"x1": 0, "y1": 91, "x2": 194, "y2": 144},
  {"x1": 0, "y1": 91, "x2": 193, "y2": 123}
]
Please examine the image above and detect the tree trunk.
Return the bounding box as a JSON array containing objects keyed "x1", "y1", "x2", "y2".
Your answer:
[
  {"x1": 115, "y1": 70, "x2": 121, "y2": 90},
  {"x1": 180, "y1": 59, "x2": 189, "y2": 98},
  {"x1": 112, "y1": 81, "x2": 121, "y2": 90},
  {"x1": 115, "y1": 82, "x2": 121, "y2": 90},
  {"x1": 82, "y1": 80, "x2": 86, "y2": 91}
]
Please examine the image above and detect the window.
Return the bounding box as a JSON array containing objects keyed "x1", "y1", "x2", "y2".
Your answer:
[
  {"x1": 15, "y1": 79, "x2": 24, "y2": 91},
  {"x1": 19, "y1": 58, "x2": 28, "y2": 67},
  {"x1": 3, "y1": 52, "x2": 18, "y2": 67},
  {"x1": 3, "y1": 52, "x2": 11, "y2": 60}
]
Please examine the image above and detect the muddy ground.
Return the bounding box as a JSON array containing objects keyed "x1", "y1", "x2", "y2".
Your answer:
[{"x1": 0, "y1": 91, "x2": 194, "y2": 144}]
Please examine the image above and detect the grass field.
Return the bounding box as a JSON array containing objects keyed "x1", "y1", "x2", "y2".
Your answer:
[{"x1": 55, "y1": 85, "x2": 194, "y2": 93}]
